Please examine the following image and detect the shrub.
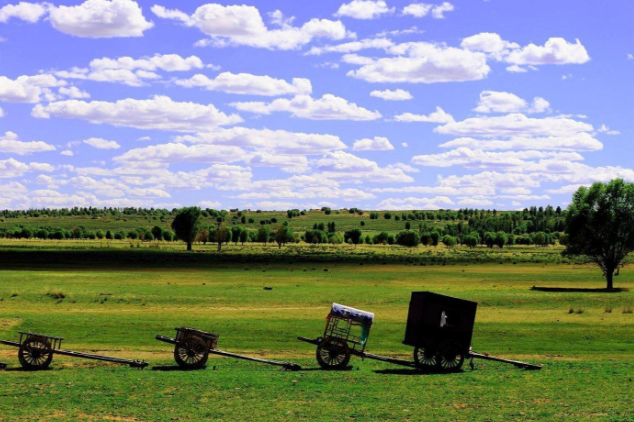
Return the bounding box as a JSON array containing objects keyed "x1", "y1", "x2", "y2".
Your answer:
[{"x1": 396, "y1": 230, "x2": 420, "y2": 247}]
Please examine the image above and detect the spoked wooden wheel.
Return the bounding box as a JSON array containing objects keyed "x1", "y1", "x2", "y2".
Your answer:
[
  {"x1": 413, "y1": 346, "x2": 437, "y2": 371},
  {"x1": 437, "y1": 340, "x2": 465, "y2": 372},
  {"x1": 18, "y1": 338, "x2": 54, "y2": 370},
  {"x1": 316, "y1": 338, "x2": 350, "y2": 370},
  {"x1": 174, "y1": 336, "x2": 209, "y2": 369}
]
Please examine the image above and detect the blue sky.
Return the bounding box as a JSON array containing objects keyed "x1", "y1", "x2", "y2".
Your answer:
[{"x1": 0, "y1": 0, "x2": 632, "y2": 211}]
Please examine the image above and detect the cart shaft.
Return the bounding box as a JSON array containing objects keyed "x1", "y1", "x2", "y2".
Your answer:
[
  {"x1": 0, "y1": 340, "x2": 20, "y2": 348},
  {"x1": 350, "y1": 350, "x2": 416, "y2": 367},
  {"x1": 155, "y1": 335, "x2": 177, "y2": 346},
  {"x1": 469, "y1": 351, "x2": 541, "y2": 370},
  {"x1": 209, "y1": 348, "x2": 301, "y2": 370}
]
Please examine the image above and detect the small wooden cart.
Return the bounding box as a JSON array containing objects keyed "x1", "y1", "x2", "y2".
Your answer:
[
  {"x1": 0, "y1": 331, "x2": 148, "y2": 370},
  {"x1": 298, "y1": 303, "x2": 416, "y2": 370},
  {"x1": 156, "y1": 327, "x2": 301, "y2": 371}
]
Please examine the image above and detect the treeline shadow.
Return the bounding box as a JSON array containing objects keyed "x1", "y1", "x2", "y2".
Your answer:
[{"x1": 531, "y1": 286, "x2": 628, "y2": 293}]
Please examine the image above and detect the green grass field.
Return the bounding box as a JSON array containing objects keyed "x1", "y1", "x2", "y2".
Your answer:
[{"x1": 1, "y1": 246, "x2": 633, "y2": 421}]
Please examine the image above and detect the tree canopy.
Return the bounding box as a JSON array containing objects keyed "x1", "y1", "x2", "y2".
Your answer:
[
  {"x1": 564, "y1": 179, "x2": 634, "y2": 289},
  {"x1": 171, "y1": 207, "x2": 202, "y2": 251}
]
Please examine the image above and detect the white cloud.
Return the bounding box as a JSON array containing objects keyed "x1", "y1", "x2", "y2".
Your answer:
[
  {"x1": 335, "y1": 0, "x2": 394, "y2": 20},
  {"x1": 370, "y1": 88, "x2": 412, "y2": 101},
  {"x1": 377, "y1": 196, "x2": 455, "y2": 210},
  {"x1": 352, "y1": 136, "x2": 394, "y2": 151},
  {"x1": 199, "y1": 200, "x2": 221, "y2": 208},
  {"x1": 402, "y1": 2, "x2": 454, "y2": 19},
  {"x1": 0, "y1": 106, "x2": 3, "y2": 117},
  {"x1": 231, "y1": 94, "x2": 381, "y2": 121},
  {"x1": 32, "y1": 95, "x2": 243, "y2": 132},
  {"x1": 56, "y1": 54, "x2": 205, "y2": 87},
  {"x1": 114, "y1": 143, "x2": 245, "y2": 165},
  {"x1": 457, "y1": 198, "x2": 493, "y2": 207},
  {"x1": 436, "y1": 113, "x2": 593, "y2": 138},
  {"x1": 597, "y1": 124, "x2": 620, "y2": 135},
  {"x1": 316, "y1": 151, "x2": 413, "y2": 183},
  {"x1": 506, "y1": 38, "x2": 590, "y2": 65},
  {"x1": 401, "y1": 3, "x2": 432, "y2": 18},
  {"x1": 60, "y1": 150, "x2": 74, "y2": 156},
  {"x1": 152, "y1": 3, "x2": 351, "y2": 50},
  {"x1": 394, "y1": 106, "x2": 454, "y2": 123},
  {"x1": 439, "y1": 133, "x2": 603, "y2": 152},
  {"x1": 461, "y1": 32, "x2": 519, "y2": 58},
  {"x1": 83, "y1": 137, "x2": 120, "y2": 149},
  {"x1": 49, "y1": 0, "x2": 154, "y2": 38},
  {"x1": 0, "y1": 131, "x2": 55, "y2": 155},
  {"x1": 411, "y1": 147, "x2": 584, "y2": 169},
  {"x1": 0, "y1": 2, "x2": 49, "y2": 23},
  {"x1": 175, "y1": 127, "x2": 346, "y2": 155},
  {"x1": 474, "y1": 91, "x2": 550, "y2": 114},
  {"x1": 341, "y1": 53, "x2": 375, "y2": 65},
  {"x1": 347, "y1": 43, "x2": 490, "y2": 83},
  {"x1": 58, "y1": 86, "x2": 90, "y2": 99},
  {"x1": 0, "y1": 74, "x2": 65, "y2": 103},
  {"x1": 0, "y1": 158, "x2": 54, "y2": 178},
  {"x1": 175, "y1": 72, "x2": 312, "y2": 96}
]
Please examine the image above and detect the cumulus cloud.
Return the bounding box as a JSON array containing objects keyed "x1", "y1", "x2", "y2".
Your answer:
[
  {"x1": 83, "y1": 137, "x2": 120, "y2": 149},
  {"x1": 370, "y1": 88, "x2": 412, "y2": 101},
  {"x1": 0, "y1": 74, "x2": 65, "y2": 103},
  {"x1": 316, "y1": 151, "x2": 413, "y2": 183},
  {"x1": 58, "y1": 86, "x2": 90, "y2": 99},
  {"x1": 411, "y1": 147, "x2": 584, "y2": 169},
  {"x1": 175, "y1": 72, "x2": 312, "y2": 96},
  {"x1": 114, "y1": 143, "x2": 246, "y2": 165},
  {"x1": 0, "y1": 158, "x2": 54, "y2": 178},
  {"x1": 175, "y1": 127, "x2": 346, "y2": 155},
  {"x1": 435, "y1": 113, "x2": 593, "y2": 138},
  {"x1": 334, "y1": 0, "x2": 394, "y2": 20},
  {"x1": 0, "y1": 2, "x2": 49, "y2": 23},
  {"x1": 352, "y1": 136, "x2": 394, "y2": 151},
  {"x1": 439, "y1": 133, "x2": 603, "y2": 152},
  {"x1": 347, "y1": 43, "x2": 490, "y2": 83},
  {"x1": 49, "y1": 0, "x2": 154, "y2": 38},
  {"x1": 32, "y1": 95, "x2": 243, "y2": 132},
  {"x1": 474, "y1": 91, "x2": 550, "y2": 114},
  {"x1": 394, "y1": 106, "x2": 454, "y2": 123},
  {"x1": 505, "y1": 38, "x2": 590, "y2": 66},
  {"x1": 377, "y1": 196, "x2": 455, "y2": 210},
  {"x1": 152, "y1": 3, "x2": 351, "y2": 50},
  {"x1": 0, "y1": 131, "x2": 55, "y2": 154},
  {"x1": 597, "y1": 124, "x2": 620, "y2": 135},
  {"x1": 56, "y1": 54, "x2": 206, "y2": 87},
  {"x1": 231, "y1": 94, "x2": 381, "y2": 121},
  {"x1": 402, "y1": 2, "x2": 454, "y2": 19}
]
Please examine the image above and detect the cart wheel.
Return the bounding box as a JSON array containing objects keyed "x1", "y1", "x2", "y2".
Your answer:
[
  {"x1": 437, "y1": 340, "x2": 465, "y2": 372},
  {"x1": 18, "y1": 338, "x2": 54, "y2": 370},
  {"x1": 174, "y1": 336, "x2": 209, "y2": 369},
  {"x1": 413, "y1": 346, "x2": 437, "y2": 371},
  {"x1": 316, "y1": 338, "x2": 350, "y2": 370}
]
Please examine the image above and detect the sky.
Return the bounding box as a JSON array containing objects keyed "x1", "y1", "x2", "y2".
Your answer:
[{"x1": 0, "y1": 0, "x2": 633, "y2": 211}]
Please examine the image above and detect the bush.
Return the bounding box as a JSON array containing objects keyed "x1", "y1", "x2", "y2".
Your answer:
[{"x1": 396, "y1": 230, "x2": 420, "y2": 247}]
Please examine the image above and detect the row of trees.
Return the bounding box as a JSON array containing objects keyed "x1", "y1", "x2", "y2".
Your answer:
[{"x1": 0, "y1": 225, "x2": 176, "y2": 241}]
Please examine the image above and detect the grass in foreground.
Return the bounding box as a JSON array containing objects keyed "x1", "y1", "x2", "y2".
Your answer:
[{"x1": 0, "y1": 262, "x2": 633, "y2": 421}]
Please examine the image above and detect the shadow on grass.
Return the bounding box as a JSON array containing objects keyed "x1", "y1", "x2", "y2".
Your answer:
[
  {"x1": 531, "y1": 286, "x2": 629, "y2": 293},
  {"x1": 151, "y1": 365, "x2": 209, "y2": 372},
  {"x1": 373, "y1": 368, "x2": 456, "y2": 376}
]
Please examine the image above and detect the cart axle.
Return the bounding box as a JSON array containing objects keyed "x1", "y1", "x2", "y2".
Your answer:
[{"x1": 468, "y1": 351, "x2": 542, "y2": 370}]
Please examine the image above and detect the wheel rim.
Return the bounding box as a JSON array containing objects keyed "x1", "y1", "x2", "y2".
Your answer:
[
  {"x1": 438, "y1": 341, "x2": 464, "y2": 371},
  {"x1": 319, "y1": 340, "x2": 347, "y2": 367},
  {"x1": 175, "y1": 337, "x2": 208, "y2": 368},
  {"x1": 19, "y1": 339, "x2": 52, "y2": 370},
  {"x1": 414, "y1": 346, "x2": 437, "y2": 368}
]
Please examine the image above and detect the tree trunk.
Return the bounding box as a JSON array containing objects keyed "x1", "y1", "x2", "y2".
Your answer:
[
  {"x1": 217, "y1": 241, "x2": 222, "y2": 252},
  {"x1": 187, "y1": 242, "x2": 192, "y2": 251},
  {"x1": 606, "y1": 270, "x2": 614, "y2": 290}
]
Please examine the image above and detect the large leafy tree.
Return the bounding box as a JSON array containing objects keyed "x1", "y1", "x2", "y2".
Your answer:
[
  {"x1": 564, "y1": 179, "x2": 634, "y2": 290},
  {"x1": 171, "y1": 207, "x2": 202, "y2": 251}
]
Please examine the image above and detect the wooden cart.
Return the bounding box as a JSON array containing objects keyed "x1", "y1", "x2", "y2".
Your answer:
[
  {"x1": 0, "y1": 332, "x2": 148, "y2": 370},
  {"x1": 156, "y1": 327, "x2": 301, "y2": 371}
]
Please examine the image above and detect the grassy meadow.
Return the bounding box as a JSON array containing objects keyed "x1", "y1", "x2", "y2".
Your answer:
[{"x1": 0, "y1": 244, "x2": 633, "y2": 421}]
